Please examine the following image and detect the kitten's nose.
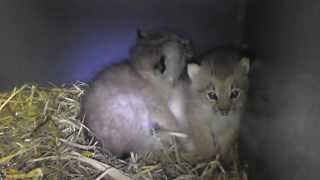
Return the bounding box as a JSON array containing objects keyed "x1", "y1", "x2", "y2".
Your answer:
[{"x1": 219, "y1": 108, "x2": 230, "y2": 116}]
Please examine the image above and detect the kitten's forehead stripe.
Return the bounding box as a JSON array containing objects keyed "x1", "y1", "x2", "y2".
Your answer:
[
  {"x1": 202, "y1": 55, "x2": 236, "y2": 81},
  {"x1": 198, "y1": 50, "x2": 249, "y2": 93},
  {"x1": 209, "y1": 64, "x2": 235, "y2": 84}
]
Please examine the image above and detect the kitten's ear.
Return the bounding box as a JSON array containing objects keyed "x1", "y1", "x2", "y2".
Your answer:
[
  {"x1": 187, "y1": 63, "x2": 201, "y2": 80},
  {"x1": 239, "y1": 57, "x2": 250, "y2": 74},
  {"x1": 136, "y1": 29, "x2": 148, "y2": 39}
]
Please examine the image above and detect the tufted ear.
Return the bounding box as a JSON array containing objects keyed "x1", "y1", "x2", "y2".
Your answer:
[
  {"x1": 187, "y1": 63, "x2": 201, "y2": 81},
  {"x1": 239, "y1": 57, "x2": 250, "y2": 74},
  {"x1": 136, "y1": 29, "x2": 148, "y2": 39}
]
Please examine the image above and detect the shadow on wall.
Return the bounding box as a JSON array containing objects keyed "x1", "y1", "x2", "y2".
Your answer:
[
  {"x1": 0, "y1": 0, "x2": 246, "y2": 90},
  {"x1": 241, "y1": 0, "x2": 320, "y2": 179}
]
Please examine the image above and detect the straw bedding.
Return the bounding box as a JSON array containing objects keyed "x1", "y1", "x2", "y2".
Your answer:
[{"x1": 0, "y1": 82, "x2": 247, "y2": 180}]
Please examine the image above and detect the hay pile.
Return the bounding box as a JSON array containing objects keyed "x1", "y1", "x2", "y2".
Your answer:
[{"x1": 0, "y1": 82, "x2": 247, "y2": 180}]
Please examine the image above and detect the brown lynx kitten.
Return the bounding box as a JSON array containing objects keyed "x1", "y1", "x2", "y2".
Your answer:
[
  {"x1": 185, "y1": 48, "x2": 250, "y2": 161},
  {"x1": 82, "y1": 30, "x2": 193, "y2": 156}
]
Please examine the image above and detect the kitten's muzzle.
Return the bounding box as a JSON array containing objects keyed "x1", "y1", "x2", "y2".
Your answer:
[{"x1": 218, "y1": 107, "x2": 230, "y2": 116}]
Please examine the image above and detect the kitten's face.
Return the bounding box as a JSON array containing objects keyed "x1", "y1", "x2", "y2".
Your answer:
[
  {"x1": 131, "y1": 30, "x2": 194, "y2": 84},
  {"x1": 188, "y1": 51, "x2": 250, "y2": 116}
]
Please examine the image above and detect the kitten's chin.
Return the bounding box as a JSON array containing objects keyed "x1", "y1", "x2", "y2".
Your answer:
[{"x1": 214, "y1": 109, "x2": 237, "y2": 117}]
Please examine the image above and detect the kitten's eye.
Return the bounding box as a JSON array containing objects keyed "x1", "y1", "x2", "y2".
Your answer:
[
  {"x1": 230, "y1": 89, "x2": 240, "y2": 99},
  {"x1": 207, "y1": 91, "x2": 218, "y2": 101}
]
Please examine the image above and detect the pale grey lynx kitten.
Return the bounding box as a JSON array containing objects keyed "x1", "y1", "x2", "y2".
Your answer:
[
  {"x1": 184, "y1": 48, "x2": 250, "y2": 161},
  {"x1": 82, "y1": 30, "x2": 193, "y2": 156}
]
